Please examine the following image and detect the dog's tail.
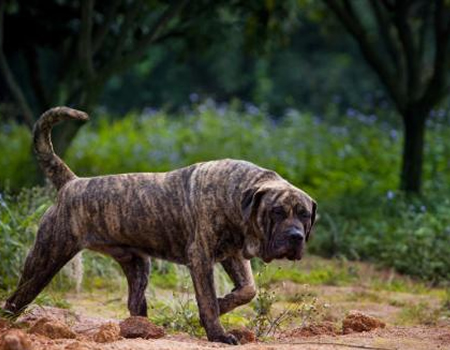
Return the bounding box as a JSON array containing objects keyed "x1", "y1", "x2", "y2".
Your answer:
[{"x1": 33, "y1": 107, "x2": 89, "y2": 190}]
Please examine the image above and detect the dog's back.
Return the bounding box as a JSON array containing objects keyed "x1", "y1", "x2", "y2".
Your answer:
[{"x1": 53, "y1": 159, "x2": 278, "y2": 263}]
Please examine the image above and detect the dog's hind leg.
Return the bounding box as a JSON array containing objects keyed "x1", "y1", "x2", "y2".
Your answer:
[
  {"x1": 4, "y1": 208, "x2": 81, "y2": 315},
  {"x1": 218, "y1": 256, "x2": 256, "y2": 315},
  {"x1": 103, "y1": 247, "x2": 150, "y2": 316}
]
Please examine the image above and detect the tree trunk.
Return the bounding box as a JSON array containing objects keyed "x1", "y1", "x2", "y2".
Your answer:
[{"x1": 400, "y1": 113, "x2": 427, "y2": 194}]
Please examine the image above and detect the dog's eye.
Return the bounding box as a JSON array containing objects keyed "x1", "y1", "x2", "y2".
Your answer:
[
  {"x1": 297, "y1": 210, "x2": 311, "y2": 219},
  {"x1": 271, "y1": 206, "x2": 286, "y2": 219}
]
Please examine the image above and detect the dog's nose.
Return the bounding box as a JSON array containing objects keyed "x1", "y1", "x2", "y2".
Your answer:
[{"x1": 287, "y1": 228, "x2": 304, "y2": 242}]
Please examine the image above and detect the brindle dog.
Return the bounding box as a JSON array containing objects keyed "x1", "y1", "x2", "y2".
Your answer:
[{"x1": 4, "y1": 107, "x2": 317, "y2": 344}]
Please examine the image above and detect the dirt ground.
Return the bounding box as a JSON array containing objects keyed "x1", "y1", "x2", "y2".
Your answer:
[
  {"x1": 1, "y1": 306, "x2": 449, "y2": 350},
  {"x1": 1, "y1": 258, "x2": 449, "y2": 350}
]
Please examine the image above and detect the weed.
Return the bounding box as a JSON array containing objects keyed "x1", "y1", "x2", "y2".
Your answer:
[
  {"x1": 261, "y1": 261, "x2": 357, "y2": 287},
  {"x1": 346, "y1": 290, "x2": 383, "y2": 303},
  {"x1": 248, "y1": 266, "x2": 328, "y2": 338},
  {"x1": 0, "y1": 186, "x2": 53, "y2": 290},
  {"x1": 151, "y1": 261, "x2": 179, "y2": 290},
  {"x1": 388, "y1": 299, "x2": 407, "y2": 308},
  {"x1": 441, "y1": 289, "x2": 450, "y2": 318},
  {"x1": 398, "y1": 302, "x2": 441, "y2": 325},
  {"x1": 370, "y1": 277, "x2": 429, "y2": 294},
  {"x1": 148, "y1": 283, "x2": 204, "y2": 337},
  {"x1": 34, "y1": 292, "x2": 71, "y2": 309}
]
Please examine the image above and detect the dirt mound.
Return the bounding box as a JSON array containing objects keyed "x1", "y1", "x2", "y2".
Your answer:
[
  {"x1": 342, "y1": 311, "x2": 386, "y2": 334},
  {"x1": 228, "y1": 327, "x2": 256, "y2": 344},
  {"x1": 0, "y1": 329, "x2": 32, "y2": 350},
  {"x1": 29, "y1": 317, "x2": 76, "y2": 339},
  {"x1": 285, "y1": 321, "x2": 338, "y2": 337},
  {"x1": 119, "y1": 316, "x2": 165, "y2": 339},
  {"x1": 93, "y1": 322, "x2": 120, "y2": 343}
]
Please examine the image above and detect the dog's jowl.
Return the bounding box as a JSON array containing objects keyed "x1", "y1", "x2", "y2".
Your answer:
[{"x1": 4, "y1": 107, "x2": 317, "y2": 344}]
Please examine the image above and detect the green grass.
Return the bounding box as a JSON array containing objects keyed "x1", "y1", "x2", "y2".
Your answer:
[
  {"x1": 397, "y1": 302, "x2": 441, "y2": 325},
  {"x1": 259, "y1": 263, "x2": 358, "y2": 287},
  {"x1": 151, "y1": 264, "x2": 180, "y2": 290}
]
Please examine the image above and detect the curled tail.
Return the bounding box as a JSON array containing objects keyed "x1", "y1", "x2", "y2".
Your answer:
[{"x1": 33, "y1": 107, "x2": 89, "y2": 190}]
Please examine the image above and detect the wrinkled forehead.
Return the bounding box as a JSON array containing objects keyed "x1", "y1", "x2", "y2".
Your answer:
[{"x1": 265, "y1": 184, "x2": 313, "y2": 210}]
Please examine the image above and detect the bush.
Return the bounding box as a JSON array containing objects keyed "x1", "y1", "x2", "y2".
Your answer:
[
  {"x1": 1, "y1": 104, "x2": 449, "y2": 285},
  {"x1": 0, "y1": 123, "x2": 37, "y2": 190},
  {"x1": 0, "y1": 187, "x2": 53, "y2": 289},
  {"x1": 310, "y1": 191, "x2": 450, "y2": 283}
]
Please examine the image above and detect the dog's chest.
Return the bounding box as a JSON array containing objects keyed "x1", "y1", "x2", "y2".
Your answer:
[{"x1": 213, "y1": 227, "x2": 244, "y2": 262}]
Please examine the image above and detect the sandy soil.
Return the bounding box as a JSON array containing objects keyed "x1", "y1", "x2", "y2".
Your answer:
[
  {"x1": 1, "y1": 258, "x2": 449, "y2": 350},
  {"x1": 1, "y1": 295, "x2": 449, "y2": 350}
]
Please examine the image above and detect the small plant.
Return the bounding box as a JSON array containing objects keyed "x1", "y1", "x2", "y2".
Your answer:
[
  {"x1": 34, "y1": 292, "x2": 71, "y2": 309},
  {"x1": 398, "y1": 301, "x2": 441, "y2": 325},
  {"x1": 441, "y1": 288, "x2": 450, "y2": 317},
  {"x1": 0, "y1": 307, "x2": 16, "y2": 321},
  {"x1": 148, "y1": 278, "x2": 204, "y2": 337},
  {"x1": 0, "y1": 187, "x2": 53, "y2": 290},
  {"x1": 346, "y1": 289, "x2": 382, "y2": 303},
  {"x1": 249, "y1": 266, "x2": 327, "y2": 338}
]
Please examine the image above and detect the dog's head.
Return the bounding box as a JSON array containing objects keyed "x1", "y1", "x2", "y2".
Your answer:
[{"x1": 241, "y1": 180, "x2": 317, "y2": 262}]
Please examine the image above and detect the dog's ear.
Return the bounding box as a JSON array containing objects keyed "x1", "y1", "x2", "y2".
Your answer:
[
  {"x1": 241, "y1": 186, "x2": 266, "y2": 222},
  {"x1": 306, "y1": 200, "x2": 317, "y2": 242},
  {"x1": 241, "y1": 186, "x2": 267, "y2": 259}
]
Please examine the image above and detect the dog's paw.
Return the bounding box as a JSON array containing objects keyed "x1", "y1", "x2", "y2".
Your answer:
[{"x1": 210, "y1": 333, "x2": 239, "y2": 345}]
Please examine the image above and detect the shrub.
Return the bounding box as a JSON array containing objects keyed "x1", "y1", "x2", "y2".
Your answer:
[
  {"x1": 0, "y1": 187, "x2": 53, "y2": 289},
  {"x1": 310, "y1": 191, "x2": 450, "y2": 284},
  {"x1": 1, "y1": 104, "x2": 449, "y2": 285}
]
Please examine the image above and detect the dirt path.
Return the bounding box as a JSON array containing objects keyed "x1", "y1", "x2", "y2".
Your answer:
[
  {"x1": 1, "y1": 258, "x2": 449, "y2": 350},
  {"x1": 2, "y1": 310, "x2": 449, "y2": 350},
  {"x1": 2, "y1": 290, "x2": 449, "y2": 350}
]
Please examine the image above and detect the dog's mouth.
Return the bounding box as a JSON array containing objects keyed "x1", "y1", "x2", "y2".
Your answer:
[
  {"x1": 263, "y1": 239, "x2": 303, "y2": 262},
  {"x1": 286, "y1": 247, "x2": 303, "y2": 261}
]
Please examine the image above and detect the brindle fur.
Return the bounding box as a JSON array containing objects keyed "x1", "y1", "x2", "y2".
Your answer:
[{"x1": 4, "y1": 107, "x2": 317, "y2": 345}]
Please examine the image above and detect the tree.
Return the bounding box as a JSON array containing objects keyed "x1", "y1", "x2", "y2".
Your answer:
[
  {"x1": 0, "y1": 0, "x2": 298, "y2": 155},
  {"x1": 323, "y1": 0, "x2": 450, "y2": 193},
  {"x1": 0, "y1": 0, "x2": 194, "y2": 154}
]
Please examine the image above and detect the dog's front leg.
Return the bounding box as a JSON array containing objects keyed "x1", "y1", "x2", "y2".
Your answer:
[
  {"x1": 187, "y1": 242, "x2": 238, "y2": 345},
  {"x1": 218, "y1": 256, "x2": 256, "y2": 315}
]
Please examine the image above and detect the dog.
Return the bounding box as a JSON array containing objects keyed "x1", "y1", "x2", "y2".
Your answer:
[{"x1": 4, "y1": 107, "x2": 317, "y2": 344}]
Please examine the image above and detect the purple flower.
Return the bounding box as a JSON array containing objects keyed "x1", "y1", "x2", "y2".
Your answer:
[
  {"x1": 245, "y1": 103, "x2": 260, "y2": 116},
  {"x1": 389, "y1": 129, "x2": 398, "y2": 140},
  {"x1": 346, "y1": 108, "x2": 356, "y2": 118},
  {"x1": 189, "y1": 93, "x2": 199, "y2": 103},
  {"x1": 142, "y1": 107, "x2": 158, "y2": 117}
]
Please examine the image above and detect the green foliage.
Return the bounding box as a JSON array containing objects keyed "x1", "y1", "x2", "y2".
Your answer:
[
  {"x1": 442, "y1": 289, "x2": 450, "y2": 318},
  {"x1": 0, "y1": 123, "x2": 37, "y2": 189},
  {"x1": 0, "y1": 187, "x2": 53, "y2": 289},
  {"x1": 398, "y1": 302, "x2": 441, "y2": 326},
  {"x1": 63, "y1": 105, "x2": 404, "y2": 200},
  {"x1": 151, "y1": 262, "x2": 179, "y2": 290},
  {"x1": 311, "y1": 192, "x2": 450, "y2": 284},
  {"x1": 148, "y1": 286, "x2": 205, "y2": 337},
  {"x1": 259, "y1": 263, "x2": 357, "y2": 287},
  {"x1": 0, "y1": 187, "x2": 126, "y2": 293},
  {"x1": 34, "y1": 292, "x2": 71, "y2": 309},
  {"x1": 250, "y1": 266, "x2": 327, "y2": 338},
  {"x1": 1, "y1": 105, "x2": 449, "y2": 289}
]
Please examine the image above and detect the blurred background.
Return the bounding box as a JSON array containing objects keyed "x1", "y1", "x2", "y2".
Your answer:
[{"x1": 0, "y1": 0, "x2": 449, "y2": 297}]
